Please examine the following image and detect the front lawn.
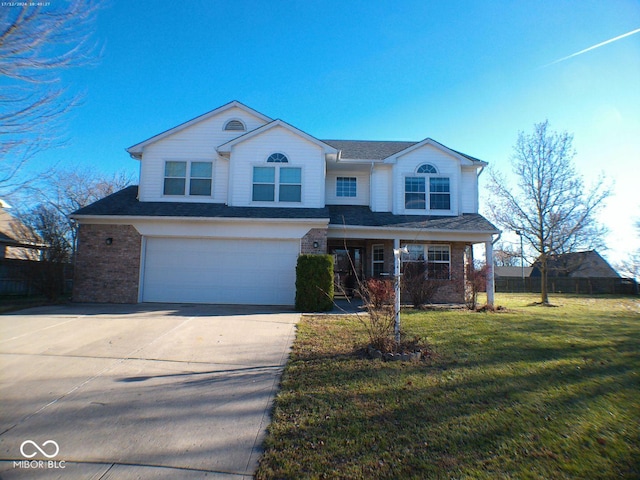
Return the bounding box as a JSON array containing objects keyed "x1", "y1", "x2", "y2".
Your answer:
[{"x1": 256, "y1": 294, "x2": 640, "y2": 479}]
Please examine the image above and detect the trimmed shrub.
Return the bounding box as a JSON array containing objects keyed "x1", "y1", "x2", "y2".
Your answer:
[{"x1": 295, "y1": 254, "x2": 334, "y2": 312}]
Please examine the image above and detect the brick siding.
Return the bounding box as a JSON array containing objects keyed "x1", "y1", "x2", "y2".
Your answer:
[
  {"x1": 73, "y1": 224, "x2": 141, "y2": 303},
  {"x1": 301, "y1": 228, "x2": 328, "y2": 254}
]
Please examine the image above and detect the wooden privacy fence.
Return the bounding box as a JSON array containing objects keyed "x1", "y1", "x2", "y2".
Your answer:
[
  {"x1": 0, "y1": 258, "x2": 73, "y2": 296},
  {"x1": 495, "y1": 276, "x2": 638, "y2": 295}
]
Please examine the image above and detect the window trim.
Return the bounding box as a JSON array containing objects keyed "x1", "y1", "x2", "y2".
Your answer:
[{"x1": 163, "y1": 160, "x2": 213, "y2": 197}]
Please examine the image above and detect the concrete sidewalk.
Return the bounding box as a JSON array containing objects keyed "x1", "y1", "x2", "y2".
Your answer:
[{"x1": 0, "y1": 304, "x2": 300, "y2": 479}]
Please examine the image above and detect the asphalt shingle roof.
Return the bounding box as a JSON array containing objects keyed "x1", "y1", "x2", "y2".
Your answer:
[
  {"x1": 72, "y1": 186, "x2": 330, "y2": 219},
  {"x1": 328, "y1": 205, "x2": 498, "y2": 232},
  {"x1": 322, "y1": 140, "x2": 417, "y2": 160},
  {"x1": 73, "y1": 186, "x2": 498, "y2": 233}
]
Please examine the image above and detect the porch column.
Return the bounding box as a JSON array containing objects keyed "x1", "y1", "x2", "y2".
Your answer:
[{"x1": 485, "y1": 240, "x2": 495, "y2": 307}]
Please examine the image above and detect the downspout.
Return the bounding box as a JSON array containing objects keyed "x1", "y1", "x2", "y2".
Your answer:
[{"x1": 370, "y1": 161, "x2": 374, "y2": 210}]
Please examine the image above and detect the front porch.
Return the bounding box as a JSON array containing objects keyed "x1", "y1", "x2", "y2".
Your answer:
[{"x1": 326, "y1": 238, "x2": 491, "y2": 304}]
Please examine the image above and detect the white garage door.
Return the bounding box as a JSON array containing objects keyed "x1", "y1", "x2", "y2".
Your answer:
[{"x1": 142, "y1": 237, "x2": 299, "y2": 305}]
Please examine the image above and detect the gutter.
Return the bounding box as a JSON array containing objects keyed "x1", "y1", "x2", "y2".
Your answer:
[{"x1": 70, "y1": 214, "x2": 331, "y2": 225}]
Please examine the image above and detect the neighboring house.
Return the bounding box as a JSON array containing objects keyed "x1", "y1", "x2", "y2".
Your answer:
[
  {"x1": 494, "y1": 266, "x2": 533, "y2": 293},
  {"x1": 494, "y1": 266, "x2": 533, "y2": 279},
  {"x1": 0, "y1": 200, "x2": 41, "y2": 260},
  {"x1": 531, "y1": 251, "x2": 619, "y2": 278},
  {"x1": 72, "y1": 101, "x2": 499, "y2": 306},
  {"x1": 529, "y1": 250, "x2": 634, "y2": 295}
]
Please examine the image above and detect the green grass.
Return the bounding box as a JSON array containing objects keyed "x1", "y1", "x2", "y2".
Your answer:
[{"x1": 256, "y1": 294, "x2": 640, "y2": 479}]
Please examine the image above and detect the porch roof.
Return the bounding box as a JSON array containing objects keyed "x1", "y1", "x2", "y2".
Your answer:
[{"x1": 328, "y1": 205, "x2": 499, "y2": 233}]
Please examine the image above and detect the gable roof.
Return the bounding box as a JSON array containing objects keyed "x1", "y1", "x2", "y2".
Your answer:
[
  {"x1": 384, "y1": 138, "x2": 487, "y2": 166},
  {"x1": 126, "y1": 100, "x2": 272, "y2": 159},
  {"x1": 531, "y1": 251, "x2": 620, "y2": 278},
  {"x1": 495, "y1": 266, "x2": 533, "y2": 278},
  {"x1": 322, "y1": 140, "x2": 417, "y2": 160},
  {"x1": 322, "y1": 138, "x2": 486, "y2": 165},
  {"x1": 217, "y1": 119, "x2": 339, "y2": 155}
]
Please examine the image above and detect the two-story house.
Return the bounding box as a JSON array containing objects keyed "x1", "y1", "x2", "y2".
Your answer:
[{"x1": 72, "y1": 101, "x2": 499, "y2": 306}]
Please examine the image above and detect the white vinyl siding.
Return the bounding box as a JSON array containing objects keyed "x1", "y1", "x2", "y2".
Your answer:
[
  {"x1": 370, "y1": 165, "x2": 392, "y2": 212},
  {"x1": 137, "y1": 106, "x2": 268, "y2": 202},
  {"x1": 460, "y1": 168, "x2": 478, "y2": 213},
  {"x1": 325, "y1": 172, "x2": 370, "y2": 206},
  {"x1": 228, "y1": 125, "x2": 325, "y2": 208},
  {"x1": 392, "y1": 144, "x2": 460, "y2": 215}
]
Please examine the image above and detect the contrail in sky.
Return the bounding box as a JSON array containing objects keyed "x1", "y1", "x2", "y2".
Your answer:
[{"x1": 544, "y1": 27, "x2": 640, "y2": 67}]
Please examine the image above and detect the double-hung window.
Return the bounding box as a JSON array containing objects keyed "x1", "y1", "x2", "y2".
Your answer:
[
  {"x1": 401, "y1": 244, "x2": 451, "y2": 279},
  {"x1": 427, "y1": 245, "x2": 450, "y2": 279},
  {"x1": 279, "y1": 167, "x2": 302, "y2": 202},
  {"x1": 372, "y1": 244, "x2": 385, "y2": 276},
  {"x1": 164, "y1": 161, "x2": 212, "y2": 196},
  {"x1": 252, "y1": 153, "x2": 301, "y2": 203},
  {"x1": 404, "y1": 163, "x2": 450, "y2": 211}
]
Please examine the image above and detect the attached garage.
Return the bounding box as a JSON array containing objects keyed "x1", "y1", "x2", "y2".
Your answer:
[{"x1": 141, "y1": 237, "x2": 300, "y2": 305}]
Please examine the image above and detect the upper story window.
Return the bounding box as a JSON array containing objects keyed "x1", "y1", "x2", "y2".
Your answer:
[
  {"x1": 336, "y1": 177, "x2": 357, "y2": 197},
  {"x1": 224, "y1": 119, "x2": 246, "y2": 131},
  {"x1": 164, "y1": 161, "x2": 212, "y2": 196},
  {"x1": 417, "y1": 163, "x2": 437, "y2": 174},
  {"x1": 267, "y1": 152, "x2": 288, "y2": 163},
  {"x1": 405, "y1": 163, "x2": 450, "y2": 211},
  {"x1": 252, "y1": 162, "x2": 301, "y2": 203}
]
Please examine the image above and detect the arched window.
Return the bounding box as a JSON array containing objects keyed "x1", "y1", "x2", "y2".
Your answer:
[
  {"x1": 224, "y1": 119, "x2": 246, "y2": 131},
  {"x1": 267, "y1": 152, "x2": 288, "y2": 163},
  {"x1": 416, "y1": 163, "x2": 437, "y2": 174},
  {"x1": 405, "y1": 163, "x2": 450, "y2": 211}
]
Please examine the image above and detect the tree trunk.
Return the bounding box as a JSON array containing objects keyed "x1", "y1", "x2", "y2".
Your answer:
[{"x1": 540, "y1": 256, "x2": 549, "y2": 304}]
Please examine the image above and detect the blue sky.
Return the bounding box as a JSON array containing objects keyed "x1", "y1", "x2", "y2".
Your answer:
[{"x1": 22, "y1": 0, "x2": 640, "y2": 265}]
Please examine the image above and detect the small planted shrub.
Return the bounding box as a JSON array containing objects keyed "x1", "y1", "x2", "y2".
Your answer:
[
  {"x1": 357, "y1": 278, "x2": 397, "y2": 352},
  {"x1": 295, "y1": 254, "x2": 334, "y2": 312},
  {"x1": 402, "y1": 261, "x2": 441, "y2": 307}
]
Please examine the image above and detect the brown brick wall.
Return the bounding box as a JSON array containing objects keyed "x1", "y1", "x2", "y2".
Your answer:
[
  {"x1": 73, "y1": 224, "x2": 141, "y2": 303},
  {"x1": 301, "y1": 228, "x2": 328, "y2": 254},
  {"x1": 431, "y1": 242, "x2": 467, "y2": 303}
]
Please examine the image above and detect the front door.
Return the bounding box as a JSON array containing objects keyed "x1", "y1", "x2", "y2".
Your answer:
[{"x1": 331, "y1": 247, "x2": 363, "y2": 297}]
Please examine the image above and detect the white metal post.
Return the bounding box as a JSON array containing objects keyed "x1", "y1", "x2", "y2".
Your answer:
[
  {"x1": 393, "y1": 239, "x2": 407, "y2": 343},
  {"x1": 486, "y1": 240, "x2": 495, "y2": 307}
]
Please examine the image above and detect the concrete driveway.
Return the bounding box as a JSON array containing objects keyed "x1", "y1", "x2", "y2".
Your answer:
[{"x1": 0, "y1": 303, "x2": 300, "y2": 479}]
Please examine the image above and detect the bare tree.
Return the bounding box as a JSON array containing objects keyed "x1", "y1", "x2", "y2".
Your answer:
[
  {"x1": 487, "y1": 121, "x2": 610, "y2": 304},
  {"x1": 493, "y1": 244, "x2": 522, "y2": 267},
  {"x1": 616, "y1": 219, "x2": 640, "y2": 281},
  {"x1": 18, "y1": 168, "x2": 132, "y2": 258},
  {"x1": 0, "y1": 1, "x2": 100, "y2": 195}
]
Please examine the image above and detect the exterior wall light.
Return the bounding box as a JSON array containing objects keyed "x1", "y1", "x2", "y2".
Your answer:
[
  {"x1": 313, "y1": 241, "x2": 319, "y2": 249},
  {"x1": 105, "y1": 237, "x2": 113, "y2": 246}
]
